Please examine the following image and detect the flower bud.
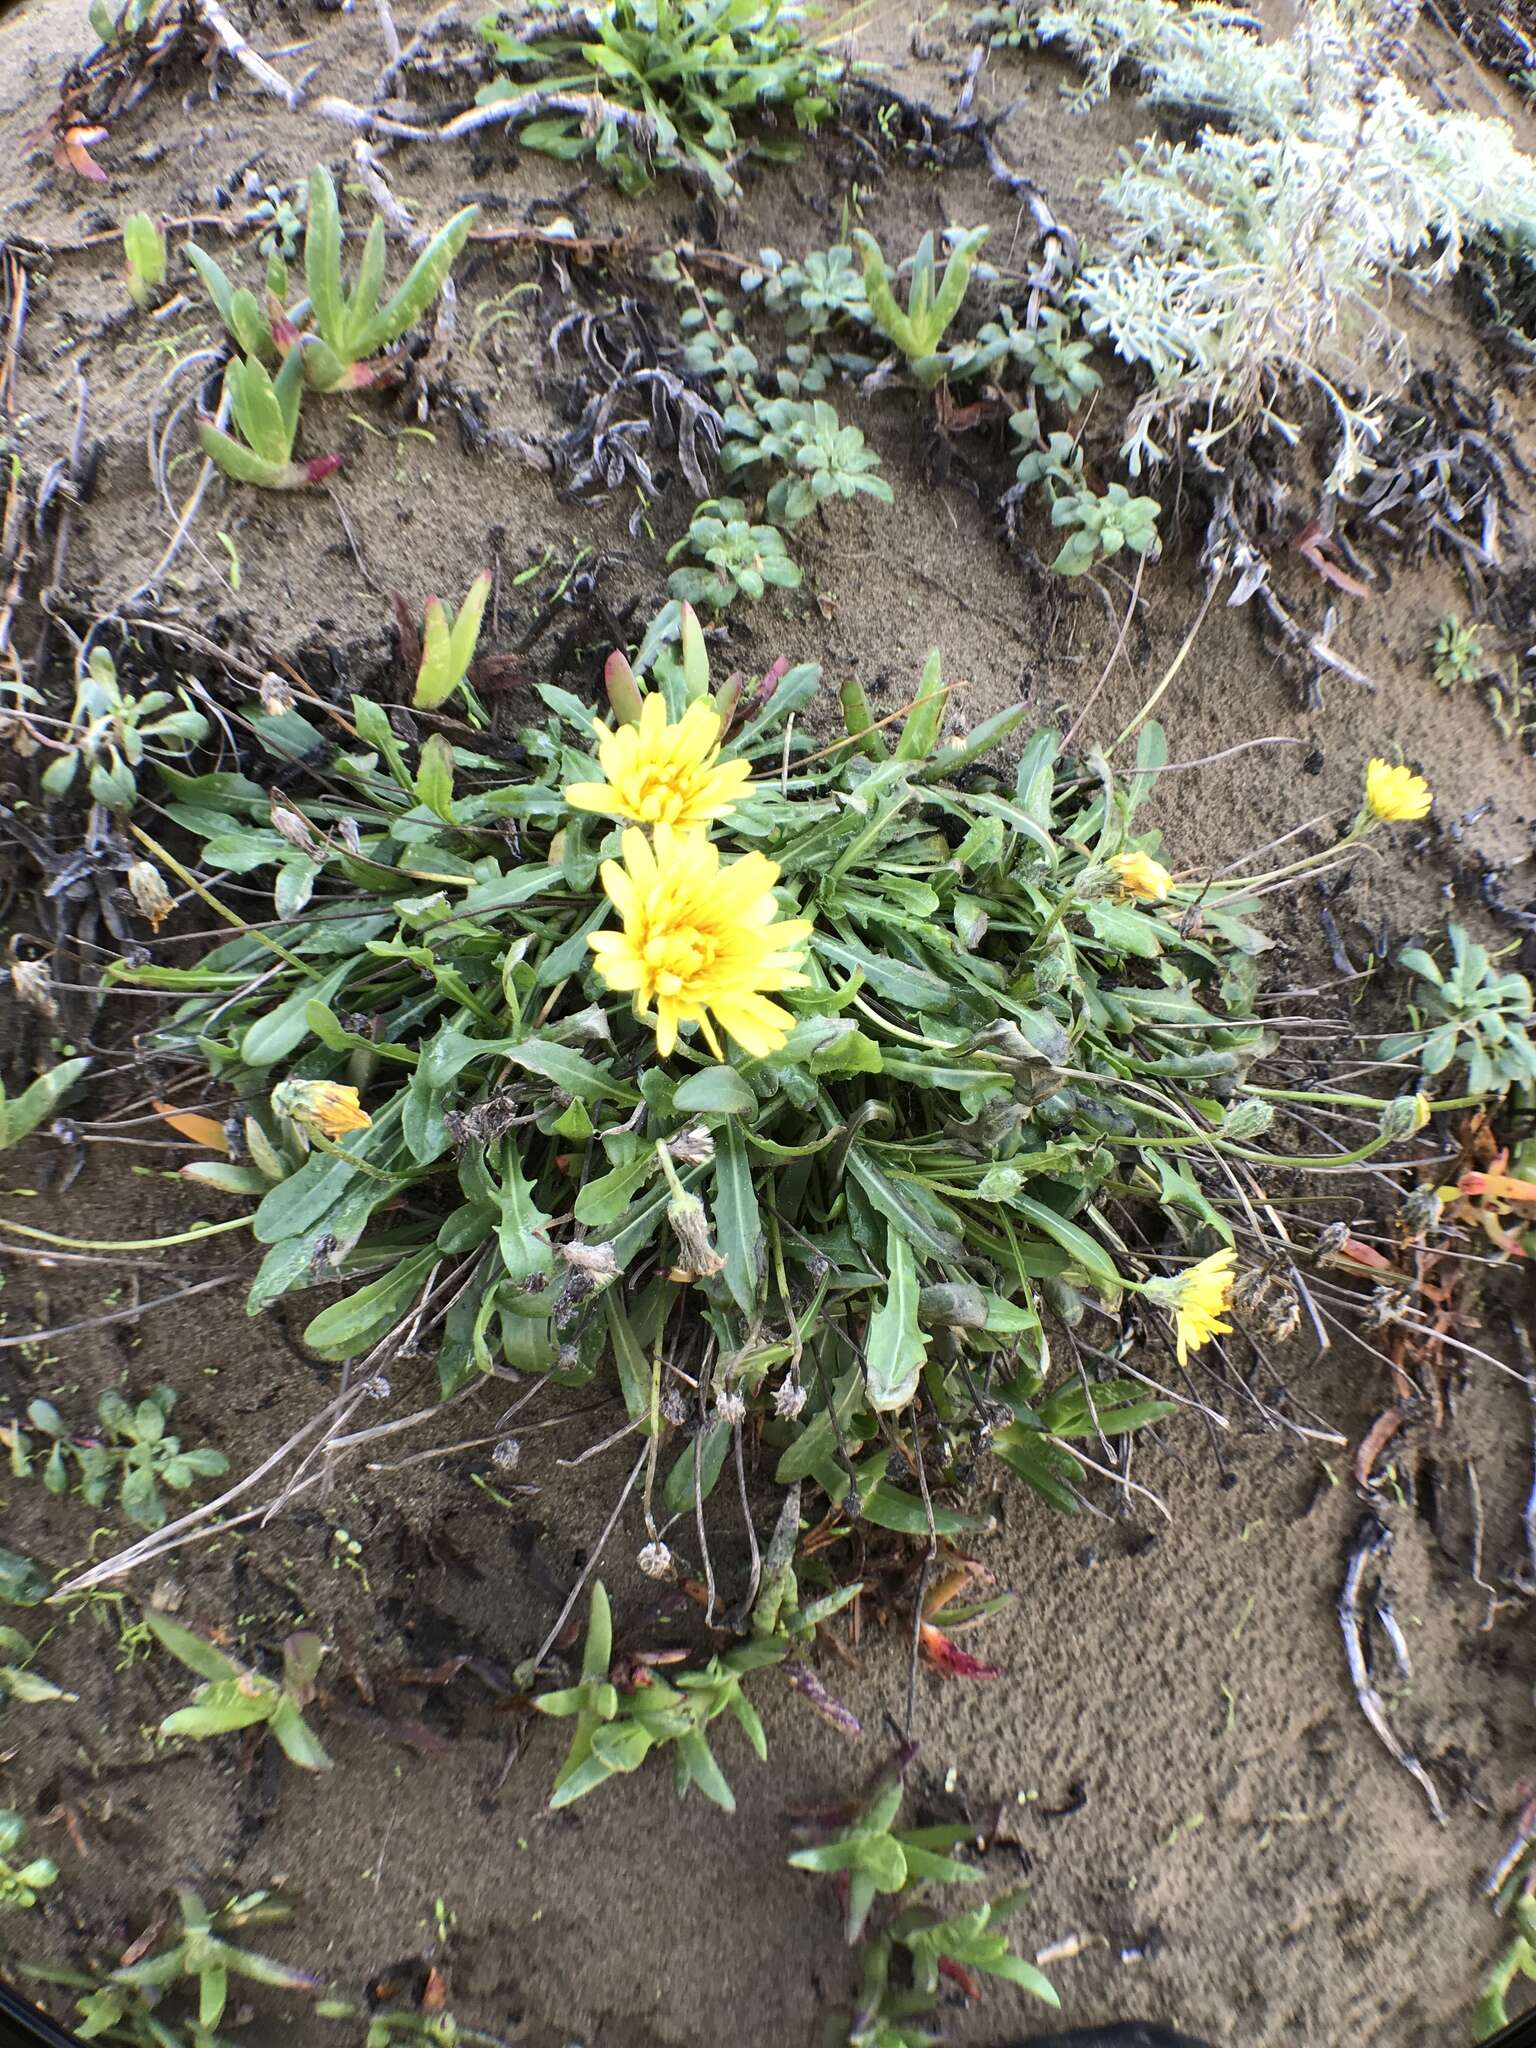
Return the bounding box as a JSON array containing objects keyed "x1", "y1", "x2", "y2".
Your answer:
[
  {"x1": 1219, "y1": 1098, "x2": 1275, "y2": 1142},
  {"x1": 1032, "y1": 942, "x2": 1073, "y2": 995},
  {"x1": 604, "y1": 649, "x2": 644, "y2": 726},
  {"x1": 271, "y1": 1078, "x2": 371, "y2": 1141},
  {"x1": 1378, "y1": 1093, "x2": 1430, "y2": 1143},
  {"x1": 126, "y1": 859, "x2": 173, "y2": 932}
]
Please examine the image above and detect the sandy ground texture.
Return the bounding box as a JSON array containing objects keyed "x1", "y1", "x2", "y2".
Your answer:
[{"x1": 1, "y1": 0, "x2": 1536, "y2": 2044}]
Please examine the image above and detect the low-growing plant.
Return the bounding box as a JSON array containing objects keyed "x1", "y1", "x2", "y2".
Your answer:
[
  {"x1": 122, "y1": 211, "x2": 166, "y2": 309},
  {"x1": 0, "y1": 1625, "x2": 76, "y2": 1714},
  {"x1": 533, "y1": 1581, "x2": 784, "y2": 1810},
  {"x1": 1428, "y1": 613, "x2": 1488, "y2": 689},
  {"x1": 0, "y1": 1811, "x2": 58, "y2": 1910},
  {"x1": 474, "y1": 0, "x2": 840, "y2": 199},
  {"x1": 948, "y1": 304, "x2": 1103, "y2": 405},
  {"x1": 743, "y1": 243, "x2": 871, "y2": 336},
  {"x1": 851, "y1": 227, "x2": 991, "y2": 384},
  {"x1": 1010, "y1": 423, "x2": 1162, "y2": 576},
  {"x1": 789, "y1": 1761, "x2": 984, "y2": 1944},
  {"x1": 28, "y1": 1889, "x2": 315, "y2": 2044},
  {"x1": 0, "y1": 1056, "x2": 90, "y2": 1152},
  {"x1": 666, "y1": 496, "x2": 801, "y2": 608},
  {"x1": 38, "y1": 647, "x2": 208, "y2": 807},
  {"x1": 1381, "y1": 924, "x2": 1536, "y2": 1097},
  {"x1": 146, "y1": 1611, "x2": 333, "y2": 1770},
  {"x1": 848, "y1": 1894, "x2": 1057, "y2": 2045},
  {"x1": 320, "y1": 2012, "x2": 511, "y2": 2048},
  {"x1": 1476, "y1": 1883, "x2": 1536, "y2": 2038},
  {"x1": 7, "y1": 1384, "x2": 228, "y2": 1532},
  {"x1": 88, "y1": 0, "x2": 155, "y2": 42}
]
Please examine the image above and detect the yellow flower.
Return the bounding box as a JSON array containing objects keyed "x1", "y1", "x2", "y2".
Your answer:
[
  {"x1": 1149, "y1": 1247, "x2": 1236, "y2": 1365},
  {"x1": 1364, "y1": 758, "x2": 1431, "y2": 825},
  {"x1": 1109, "y1": 850, "x2": 1172, "y2": 903},
  {"x1": 271, "y1": 1079, "x2": 372, "y2": 1141},
  {"x1": 565, "y1": 693, "x2": 751, "y2": 832},
  {"x1": 588, "y1": 825, "x2": 811, "y2": 1060}
]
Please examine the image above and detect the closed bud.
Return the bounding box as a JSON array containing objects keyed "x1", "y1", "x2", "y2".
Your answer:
[
  {"x1": 1032, "y1": 942, "x2": 1073, "y2": 995},
  {"x1": 126, "y1": 859, "x2": 173, "y2": 932},
  {"x1": 1379, "y1": 1093, "x2": 1431, "y2": 1143},
  {"x1": 679, "y1": 602, "x2": 709, "y2": 702},
  {"x1": 1219, "y1": 1098, "x2": 1275, "y2": 1142},
  {"x1": 604, "y1": 649, "x2": 644, "y2": 726}
]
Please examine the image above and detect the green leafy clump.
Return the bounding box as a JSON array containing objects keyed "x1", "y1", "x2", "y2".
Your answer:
[
  {"x1": 534, "y1": 1582, "x2": 784, "y2": 1810},
  {"x1": 1428, "y1": 613, "x2": 1488, "y2": 689},
  {"x1": 88, "y1": 0, "x2": 155, "y2": 43},
  {"x1": 36, "y1": 647, "x2": 207, "y2": 808},
  {"x1": 474, "y1": 0, "x2": 840, "y2": 198},
  {"x1": 1381, "y1": 923, "x2": 1536, "y2": 1097},
  {"x1": 1476, "y1": 1887, "x2": 1536, "y2": 2039},
  {"x1": 947, "y1": 305, "x2": 1103, "y2": 404},
  {"x1": 7, "y1": 1384, "x2": 228, "y2": 1532},
  {"x1": 198, "y1": 346, "x2": 340, "y2": 492},
  {"x1": 743, "y1": 243, "x2": 871, "y2": 335},
  {"x1": 666, "y1": 495, "x2": 802, "y2": 609},
  {"x1": 852, "y1": 227, "x2": 990, "y2": 383},
  {"x1": 1010, "y1": 423, "x2": 1162, "y2": 576},
  {"x1": 146, "y1": 1611, "x2": 333, "y2": 1770},
  {"x1": 27, "y1": 1889, "x2": 315, "y2": 2044},
  {"x1": 0, "y1": 1810, "x2": 58, "y2": 1911}
]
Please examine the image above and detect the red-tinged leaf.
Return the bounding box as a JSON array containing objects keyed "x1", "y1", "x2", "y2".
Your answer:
[
  {"x1": 422, "y1": 1967, "x2": 448, "y2": 2013},
  {"x1": 1297, "y1": 536, "x2": 1372, "y2": 599},
  {"x1": 1337, "y1": 1236, "x2": 1394, "y2": 1272},
  {"x1": 271, "y1": 306, "x2": 302, "y2": 352},
  {"x1": 1353, "y1": 1406, "x2": 1403, "y2": 1489},
  {"x1": 58, "y1": 127, "x2": 110, "y2": 182},
  {"x1": 784, "y1": 1660, "x2": 862, "y2": 1737},
  {"x1": 938, "y1": 1956, "x2": 984, "y2": 1999},
  {"x1": 391, "y1": 591, "x2": 420, "y2": 674},
  {"x1": 304, "y1": 453, "x2": 342, "y2": 484},
  {"x1": 919, "y1": 1623, "x2": 1002, "y2": 1680}
]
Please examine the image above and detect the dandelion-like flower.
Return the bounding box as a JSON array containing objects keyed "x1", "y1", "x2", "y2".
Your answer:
[
  {"x1": 271, "y1": 1078, "x2": 372, "y2": 1141},
  {"x1": 588, "y1": 825, "x2": 811, "y2": 1059},
  {"x1": 565, "y1": 694, "x2": 751, "y2": 832},
  {"x1": 1109, "y1": 850, "x2": 1172, "y2": 903},
  {"x1": 1364, "y1": 759, "x2": 1431, "y2": 825},
  {"x1": 1148, "y1": 1247, "x2": 1236, "y2": 1365}
]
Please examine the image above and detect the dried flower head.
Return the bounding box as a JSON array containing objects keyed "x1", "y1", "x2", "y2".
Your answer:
[
  {"x1": 667, "y1": 1121, "x2": 716, "y2": 1168},
  {"x1": 259, "y1": 672, "x2": 297, "y2": 717},
  {"x1": 559, "y1": 1240, "x2": 620, "y2": 1280},
  {"x1": 9, "y1": 956, "x2": 57, "y2": 1022},
  {"x1": 637, "y1": 1540, "x2": 673, "y2": 1579},
  {"x1": 714, "y1": 1388, "x2": 747, "y2": 1427},
  {"x1": 566, "y1": 693, "x2": 751, "y2": 832},
  {"x1": 773, "y1": 1377, "x2": 807, "y2": 1420},
  {"x1": 126, "y1": 859, "x2": 174, "y2": 932},
  {"x1": 492, "y1": 1437, "x2": 522, "y2": 1469},
  {"x1": 666, "y1": 1190, "x2": 726, "y2": 1280}
]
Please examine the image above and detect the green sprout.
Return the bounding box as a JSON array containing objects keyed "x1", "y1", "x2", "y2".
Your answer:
[
  {"x1": 39, "y1": 646, "x2": 208, "y2": 807},
  {"x1": 198, "y1": 345, "x2": 341, "y2": 492},
  {"x1": 0, "y1": 1057, "x2": 90, "y2": 1152},
  {"x1": 183, "y1": 243, "x2": 279, "y2": 362},
  {"x1": 1428, "y1": 613, "x2": 1488, "y2": 689},
  {"x1": 9, "y1": 1385, "x2": 228, "y2": 1532},
  {"x1": 413, "y1": 571, "x2": 493, "y2": 710},
  {"x1": 533, "y1": 1583, "x2": 785, "y2": 1812},
  {"x1": 759, "y1": 400, "x2": 893, "y2": 525},
  {"x1": 300, "y1": 166, "x2": 478, "y2": 393},
  {"x1": 666, "y1": 496, "x2": 802, "y2": 609},
  {"x1": 122, "y1": 213, "x2": 167, "y2": 310},
  {"x1": 851, "y1": 227, "x2": 990, "y2": 383},
  {"x1": 847, "y1": 1894, "x2": 1057, "y2": 2046},
  {"x1": 0, "y1": 1810, "x2": 58, "y2": 1910},
  {"x1": 0, "y1": 1625, "x2": 76, "y2": 1715},
  {"x1": 1011, "y1": 423, "x2": 1162, "y2": 577},
  {"x1": 146, "y1": 1611, "x2": 333, "y2": 1771},
  {"x1": 88, "y1": 0, "x2": 155, "y2": 43},
  {"x1": 1381, "y1": 923, "x2": 1536, "y2": 1098},
  {"x1": 1476, "y1": 1888, "x2": 1536, "y2": 2038}
]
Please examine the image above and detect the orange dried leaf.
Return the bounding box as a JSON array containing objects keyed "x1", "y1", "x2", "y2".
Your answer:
[{"x1": 153, "y1": 1100, "x2": 229, "y2": 1151}]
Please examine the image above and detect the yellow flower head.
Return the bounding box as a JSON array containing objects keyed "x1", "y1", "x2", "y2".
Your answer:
[
  {"x1": 565, "y1": 693, "x2": 751, "y2": 832},
  {"x1": 1364, "y1": 758, "x2": 1431, "y2": 825},
  {"x1": 1109, "y1": 850, "x2": 1172, "y2": 904},
  {"x1": 588, "y1": 825, "x2": 811, "y2": 1060},
  {"x1": 271, "y1": 1078, "x2": 372, "y2": 1141},
  {"x1": 1149, "y1": 1246, "x2": 1236, "y2": 1365}
]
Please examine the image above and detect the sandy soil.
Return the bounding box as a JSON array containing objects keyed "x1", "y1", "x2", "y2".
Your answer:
[{"x1": 2, "y1": 1, "x2": 1536, "y2": 2044}]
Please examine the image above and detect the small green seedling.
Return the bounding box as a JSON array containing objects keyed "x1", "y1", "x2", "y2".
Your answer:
[
  {"x1": 534, "y1": 1582, "x2": 784, "y2": 1812},
  {"x1": 666, "y1": 497, "x2": 801, "y2": 610},
  {"x1": 0, "y1": 1057, "x2": 89, "y2": 1152},
  {"x1": 1049, "y1": 479, "x2": 1163, "y2": 576},
  {"x1": 851, "y1": 226, "x2": 990, "y2": 384},
  {"x1": 413, "y1": 571, "x2": 492, "y2": 710},
  {"x1": 40, "y1": 646, "x2": 208, "y2": 807},
  {"x1": 200, "y1": 346, "x2": 340, "y2": 492},
  {"x1": 300, "y1": 166, "x2": 478, "y2": 393},
  {"x1": 0, "y1": 1811, "x2": 58, "y2": 1910},
  {"x1": 847, "y1": 1892, "x2": 1057, "y2": 2046},
  {"x1": 320, "y1": 2008, "x2": 511, "y2": 2048},
  {"x1": 0, "y1": 1626, "x2": 76, "y2": 1714},
  {"x1": 760, "y1": 400, "x2": 892, "y2": 525},
  {"x1": 1428, "y1": 613, "x2": 1488, "y2": 690},
  {"x1": 11, "y1": 1385, "x2": 228, "y2": 1532},
  {"x1": 1382, "y1": 923, "x2": 1536, "y2": 1097},
  {"x1": 184, "y1": 242, "x2": 279, "y2": 362},
  {"x1": 0, "y1": 1550, "x2": 47, "y2": 1606},
  {"x1": 147, "y1": 1611, "x2": 333, "y2": 1770},
  {"x1": 89, "y1": 0, "x2": 155, "y2": 43},
  {"x1": 122, "y1": 213, "x2": 167, "y2": 310},
  {"x1": 787, "y1": 1758, "x2": 983, "y2": 1943}
]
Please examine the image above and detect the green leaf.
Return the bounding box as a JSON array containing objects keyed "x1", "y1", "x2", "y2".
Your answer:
[
  {"x1": 713, "y1": 1120, "x2": 761, "y2": 1316},
  {"x1": 160, "y1": 1678, "x2": 275, "y2": 1739},
  {"x1": 240, "y1": 959, "x2": 352, "y2": 1067},
  {"x1": 305, "y1": 165, "x2": 347, "y2": 352},
  {"x1": 414, "y1": 732, "x2": 457, "y2": 822},
  {"x1": 144, "y1": 1612, "x2": 245, "y2": 1682},
  {"x1": 302, "y1": 1246, "x2": 438, "y2": 1360},
  {"x1": 268, "y1": 1696, "x2": 333, "y2": 1770},
  {"x1": 864, "y1": 1227, "x2": 926, "y2": 1413},
  {"x1": 1001, "y1": 1191, "x2": 1121, "y2": 1296},
  {"x1": 0, "y1": 1057, "x2": 90, "y2": 1151},
  {"x1": 673, "y1": 1066, "x2": 756, "y2": 1115},
  {"x1": 0, "y1": 1552, "x2": 47, "y2": 1606}
]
